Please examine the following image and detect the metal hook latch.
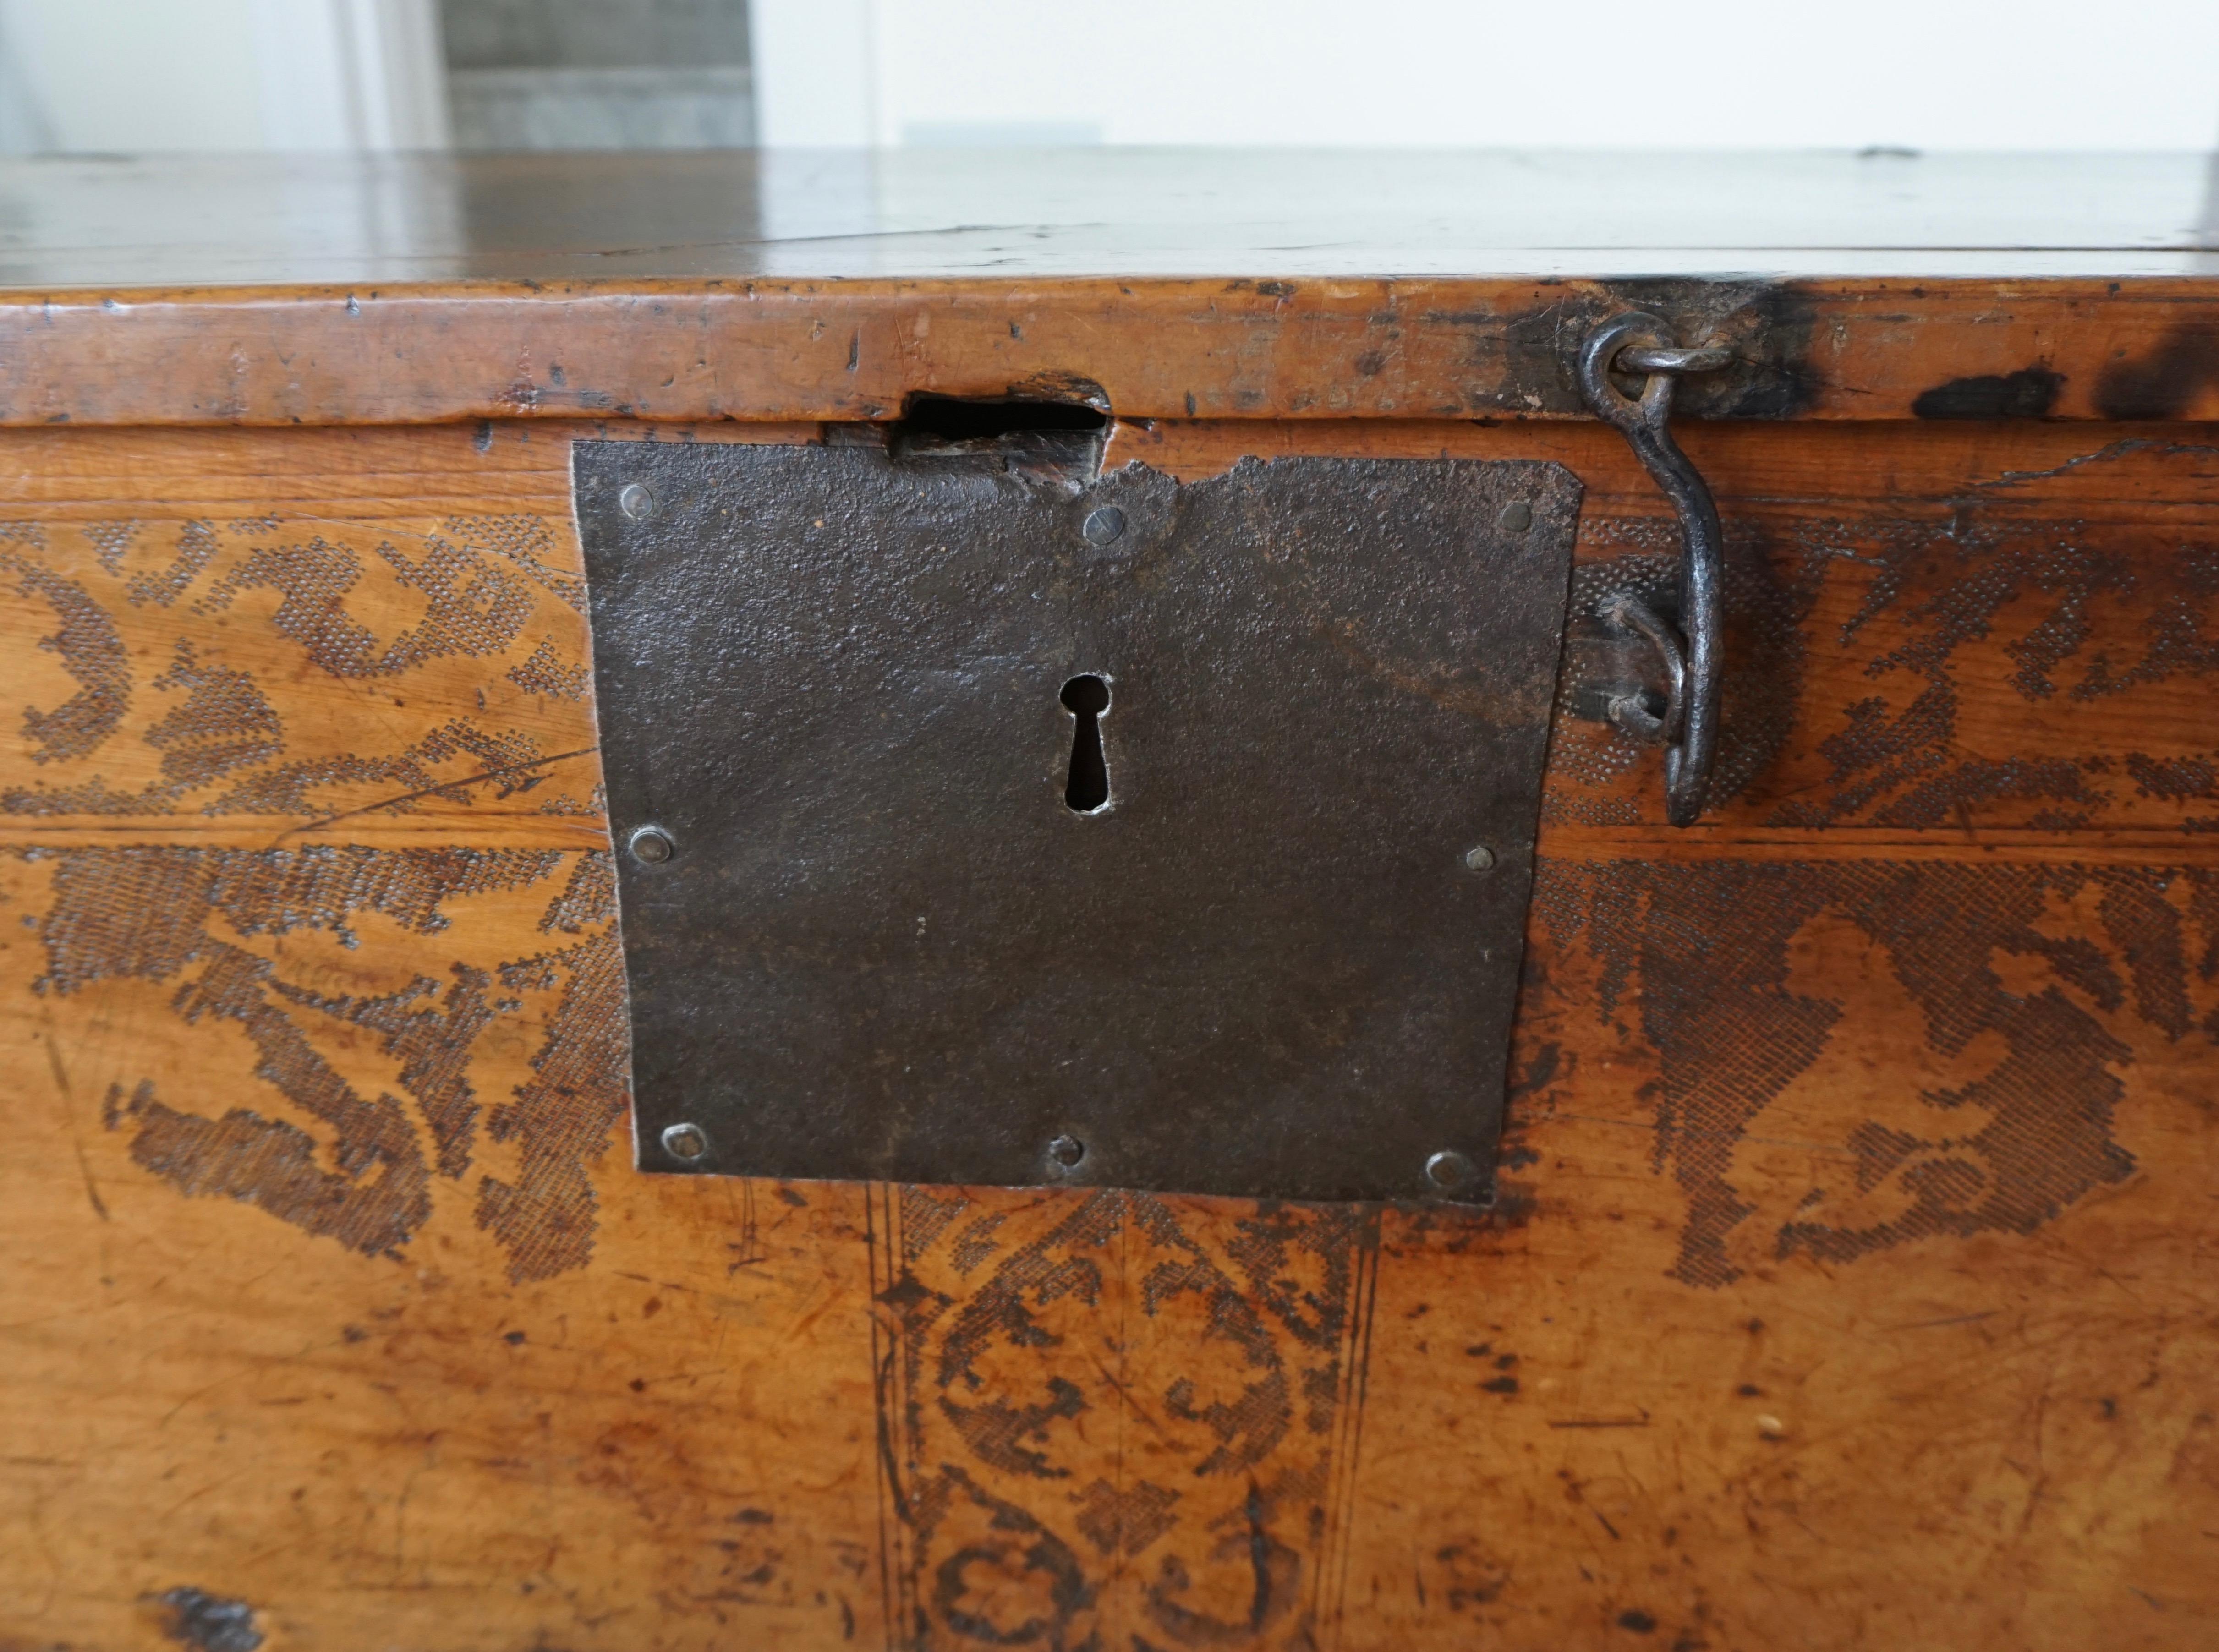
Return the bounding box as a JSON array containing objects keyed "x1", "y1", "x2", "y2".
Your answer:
[{"x1": 1577, "y1": 312, "x2": 1732, "y2": 826}]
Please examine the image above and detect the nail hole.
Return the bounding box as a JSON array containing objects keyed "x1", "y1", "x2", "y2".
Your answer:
[
  {"x1": 1048, "y1": 1134, "x2": 1086, "y2": 1169},
  {"x1": 1060, "y1": 674, "x2": 1111, "y2": 813}
]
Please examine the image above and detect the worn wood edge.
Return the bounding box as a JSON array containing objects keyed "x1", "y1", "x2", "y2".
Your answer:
[{"x1": 3, "y1": 275, "x2": 2214, "y2": 428}]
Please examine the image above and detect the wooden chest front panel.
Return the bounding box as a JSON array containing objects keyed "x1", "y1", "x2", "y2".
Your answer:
[{"x1": 1, "y1": 417, "x2": 2214, "y2": 1652}]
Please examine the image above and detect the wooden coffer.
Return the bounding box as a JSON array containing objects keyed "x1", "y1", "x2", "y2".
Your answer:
[{"x1": 2, "y1": 151, "x2": 2217, "y2": 1652}]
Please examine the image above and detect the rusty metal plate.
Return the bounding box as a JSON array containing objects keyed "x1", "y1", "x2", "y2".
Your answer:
[{"x1": 577, "y1": 440, "x2": 1580, "y2": 1204}]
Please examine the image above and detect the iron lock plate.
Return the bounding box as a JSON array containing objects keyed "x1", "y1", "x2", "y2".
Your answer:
[{"x1": 577, "y1": 441, "x2": 1581, "y2": 1204}]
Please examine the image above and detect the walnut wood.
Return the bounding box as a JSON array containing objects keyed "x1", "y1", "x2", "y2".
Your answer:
[
  {"x1": 11, "y1": 275, "x2": 2219, "y2": 428},
  {"x1": 0, "y1": 414, "x2": 2214, "y2": 1651}
]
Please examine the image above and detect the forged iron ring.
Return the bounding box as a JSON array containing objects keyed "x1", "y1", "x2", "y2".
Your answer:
[
  {"x1": 1616, "y1": 343, "x2": 1736, "y2": 376},
  {"x1": 1578, "y1": 314, "x2": 1679, "y2": 438}
]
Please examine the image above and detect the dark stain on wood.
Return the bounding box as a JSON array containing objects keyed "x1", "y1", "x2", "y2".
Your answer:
[
  {"x1": 1912, "y1": 367, "x2": 2064, "y2": 419},
  {"x1": 2096, "y1": 323, "x2": 2219, "y2": 419}
]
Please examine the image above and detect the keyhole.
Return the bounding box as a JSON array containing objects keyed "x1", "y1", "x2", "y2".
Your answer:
[{"x1": 1060, "y1": 674, "x2": 1111, "y2": 812}]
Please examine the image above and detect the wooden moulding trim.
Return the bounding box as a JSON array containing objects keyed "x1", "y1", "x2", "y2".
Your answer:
[
  {"x1": 1543, "y1": 825, "x2": 2219, "y2": 866},
  {"x1": 5, "y1": 816, "x2": 2214, "y2": 864},
  {"x1": 0, "y1": 815, "x2": 612, "y2": 850},
  {"x1": 2, "y1": 276, "x2": 2217, "y2": 428}
]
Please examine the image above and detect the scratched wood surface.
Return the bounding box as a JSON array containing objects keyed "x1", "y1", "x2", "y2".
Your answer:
[
  {"x1": 2, "y1": 417, "x2": 2217, "y2": 1652},
  {"x1": 10, "y1": 276, "x2": 2219, "y2": 431},
  {"x1": 11, "y1": 151, "x2": 2219, "y2": 430}
]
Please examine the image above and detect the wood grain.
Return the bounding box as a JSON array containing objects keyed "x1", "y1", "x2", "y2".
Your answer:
[
  {"x1": 0, "y1": 418, "x2": 2215, "y2": 1651},
  {"x1": 7, "y1": 276, "x2": 2219, "y2": 429},
  {"x1": 8, "y1": 150, "x2": 2215, "y2": 290}
]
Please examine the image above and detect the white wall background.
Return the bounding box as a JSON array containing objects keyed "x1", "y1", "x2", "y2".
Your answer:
[
  {"x1": 0, "y1": 0, "x2": 446, "y2": 152},
  {"x1": 2, "y1": 0, "x2": 2218, "y2": 153},
  {"x1": 755, "y1": 0, "x2": 2219, "y2": 151}
]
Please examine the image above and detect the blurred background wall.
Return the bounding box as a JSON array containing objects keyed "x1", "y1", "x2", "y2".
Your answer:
[{"x1": 0, "y1": 0, "x2": 2217, "y2": 155}]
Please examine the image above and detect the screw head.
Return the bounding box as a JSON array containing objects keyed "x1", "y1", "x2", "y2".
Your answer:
[
  {"x1": 1463, "y1": 844, "x2": 1497, "y2": 873},
  {"x1": 619, "y1": 481, "x2": 657, "y2": 521},
  {"x1": 629, "y1": 826, "x2": 674, "y2": 865},
  {"x1": 1081, "y1": 506, "x2": 1126, "y2": 546},
  {"x1": 1497, "y1": 500, "x2": 1534, "y2": 534},
  {"x1": 662, "y1": 1122, "x2": 709, "y2": 1161},
  {"x1": 1425, "y1": 1149, "x2": 1474, "y2": 1190},
  {"x1": 1047, "y1": 1133, "x2": 1086, "y2": 1170}
]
